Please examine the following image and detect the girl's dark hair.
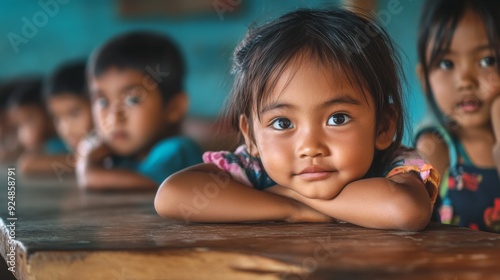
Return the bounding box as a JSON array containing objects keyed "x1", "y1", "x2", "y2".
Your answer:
[
  {"x1": 417, "y1": 0, "x2": 500, "y2": 126},
  {"x1": 88, "y1": 31, "x2": 185, "y2": 103},
  {"x1": 44, "y1": 60, "x2": 87, "y2": 100},
  {"x1": 225, "y1": 7, "x2": 406, "y2": 175}
]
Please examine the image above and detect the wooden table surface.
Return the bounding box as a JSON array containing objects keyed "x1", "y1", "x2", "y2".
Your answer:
[{"x1": 1, "y1": 169, "x2": 500, "y2": 280}]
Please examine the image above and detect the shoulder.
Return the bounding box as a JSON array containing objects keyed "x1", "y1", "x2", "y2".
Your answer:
[
  {"x1": 44, "y1": 137, "x2": 69, "y2": 155},
  {"x1": 146, "y1": 136, "x2": 203, "y2": 165},
  {"x1": 385, "y1": 146, "x2": 441, "y2": 204},
  {"x1": 203, "y1": 145, "x2": 275, "y2": 189},
  {"x1": 415, "y1": 130, "x2": 451, "y2": 176},
  {"x1": 151, "y1": 136, "x2": 202, "y2": 156}
]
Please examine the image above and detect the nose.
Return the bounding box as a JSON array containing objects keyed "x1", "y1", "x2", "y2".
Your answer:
[
  {"x1": 296, "y1": 127, "x2": 330, "y2": 159},
  {"x1": 59, "y1": 119, "x2": 71, "y2": 138},
  {"x1": 456, "y1": 63, "x2": 478, "y2": 91},
  {"x1": 104, "y1": 101, "x2": 126, "y2": 129}
]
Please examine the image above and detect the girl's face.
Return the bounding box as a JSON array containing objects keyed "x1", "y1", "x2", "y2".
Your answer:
[
  {"x1": 241, "y1": 57, "x2": 394, "y2": 199},
  {"x1": 47, "y1": 94, "x2": 93, "y2": 151},
  {"x1": 427, "y1": 10, "x2": 500, "y2": 130}
]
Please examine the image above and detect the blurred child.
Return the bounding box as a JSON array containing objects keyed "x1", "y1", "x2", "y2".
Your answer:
[
  {"x1": 415, "y1": 0, "x2": 500, "y2": 232},
  {"x1": 45, "y1": 60, "x2": 93, "y2": 152},
  {"x1": 155, "y1": 8, "x2": 440, "y2": 231},
  {"x1": 7, "y1": 78, "x2": 69, "y2": 174},
  {"x1": 77, "y1": 31, "x2": 203, "y2": 190},
  {"x1": 0, "y1": 80, "x2": 23, "y2": 162}
]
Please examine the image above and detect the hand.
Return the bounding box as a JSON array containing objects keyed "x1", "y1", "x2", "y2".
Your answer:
[
  {"x1": 266, "y1": 185, "x2": 334, "y2": 223},
  {"x1": 491, "y1": 96, "x2": 500, "y2": 176},
  {"x1": 287, "y1": 201, "x2": 336, "y2": 223},
  {"x1": 76, "y1": 133, "x2": 112, "y2": 165},
  {"x1": 492, "y1": 96, "x2": 500, "y2": 140}
]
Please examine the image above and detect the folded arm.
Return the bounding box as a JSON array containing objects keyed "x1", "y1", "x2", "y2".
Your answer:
[
  {"x1": 154, "y1": 163, "x2": 333, "y2": 223},
  {"x1": 268, "y1": 172, "x2": 433, "y2": 231},
  {"x1": 17, "y1": 152, "x2": 71, "y2": 176},
  {"x1": 76, "y1": 135, "x2": 156, "y2": 191}
]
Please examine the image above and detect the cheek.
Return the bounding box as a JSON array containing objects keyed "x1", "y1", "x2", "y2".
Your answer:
[
  {"x1": 480, "y1": 71, "x2": 500, "y2": 99},
  {"x1": 429, "y1": 74, "x2": 453, "y2": 111},
  {"x1": 93, "y1": 109, "x2": 107, "y2": 131},
  {"x1": 19, "y1": 124, "x2": 40, "y2": 147},
  {"x1": 76, "y1": 111, "x2": 94, "y2": 135}
]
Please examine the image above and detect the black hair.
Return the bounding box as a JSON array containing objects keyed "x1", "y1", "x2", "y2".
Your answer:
[
  {"x1": 88, "y1": 31, "x2": 185, "y2": 103},
  {"x1": 7, "y1": 77, "x2": 45, "y2": 109},
  {"x1": 417, "y1": 0, "x2": 500, "y2": 126},
  {"x1": 0, "y1": 82, "x2": 16, "y2": 110},
  {"x1": 44, "y1": 59, "x2": 87, "y2": 100},
  {"x1": 225, "y1": 7, "x2": 406, "y2": 176}
]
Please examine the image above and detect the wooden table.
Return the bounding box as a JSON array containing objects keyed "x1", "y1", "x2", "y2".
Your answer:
[{"x1": 1, "y1": 169, "x2": 500, "y2": 280}]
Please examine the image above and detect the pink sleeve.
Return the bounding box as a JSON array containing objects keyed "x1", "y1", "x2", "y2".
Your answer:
[
  {"x1": 385, "y1": 148, "x2": 440, "y2": 204},
  {"x1": 202, "y1": 145, "x2": 253, "y2": 186}
]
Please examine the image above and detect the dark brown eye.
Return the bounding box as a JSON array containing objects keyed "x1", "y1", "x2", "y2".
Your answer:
[
  {"x1": 271, "y1": 118, "x2": 293, "y2": 130},
  {"x1": 327, "y1": 114, "x2": 350, "y2": 126}
]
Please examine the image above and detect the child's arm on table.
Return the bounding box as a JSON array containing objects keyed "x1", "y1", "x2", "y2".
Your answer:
[
  {"x1": 267, "y1": 173, "x2": 432, "y2": 231},
  {"x1": 492, "y1": 96, "x2": 500, "y2": 176},
  {"x1": 154, "y1": 163, "x2": 333, "y2": 223},
  {"x1": 76, "y1": 136, "x2": 156, "y2": 190},
  {"x1": 17, "y1": 153, "x2": 70, "y2": 175}
]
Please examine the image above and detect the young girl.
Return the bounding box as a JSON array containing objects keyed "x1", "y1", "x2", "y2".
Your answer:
[
  {"x1": 415, "y1": 0, "x2": 500, "y2": 232},
  {"x1": 155, "y1": 8, "x2": 440, "y2": 231}
]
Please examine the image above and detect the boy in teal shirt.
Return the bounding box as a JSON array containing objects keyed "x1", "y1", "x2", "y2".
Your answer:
[{"x1": 77, "y1": 31, "x2": 202, "y2": 190}]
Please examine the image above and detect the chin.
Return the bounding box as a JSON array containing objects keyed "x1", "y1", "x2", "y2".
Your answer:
[
  {"x1": 110, "y1": 146, "x2": 135, "y2": 157},
  {"x1": 299, "y1": 188, "x2": 341, "y2": 200}
]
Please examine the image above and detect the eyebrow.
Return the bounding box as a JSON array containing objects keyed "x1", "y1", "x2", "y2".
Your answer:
[
  {"x1": 90, "y1": 83, "x2": 143, "y2": 97},
  {"x1": 119, "y1": 84, "x2": 144, "y2": 95},
  {"x1": 260, "y1": 95, "x2": 361, "y2": 114},
  {"x1": 444, "y1": 44, "x2": 493, "y2": 55}
]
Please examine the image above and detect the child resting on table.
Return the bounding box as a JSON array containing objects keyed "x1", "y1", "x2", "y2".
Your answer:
[
  {"x1": 45, "y1": 60, "x2": 93, "y2": 152},
  {"x1": 155, "y1": 8, "x2": 440, "y2": 231},
  {"x1": 7, "y1": 78, "x2": 69, "y2": 174},
  {"x1": 414, "y1": 0, "x2": 500, "y2": 232},
  {"x1": 0, "y1": 80, "x2": 23, "y2": 162},
  {"x1": 76, "y1": 31, "x2": 203, "y2": 190}
]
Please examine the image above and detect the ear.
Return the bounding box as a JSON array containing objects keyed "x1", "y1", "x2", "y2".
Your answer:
[
  {"x1": 416, "y1": 63, "x2": 427, "y2": 93},
  {"x1": 375, "y1": 106, "x2": 398, "y2": 150},
  {"x1": 239, "y1": 115, "x2": 259, "y2": 157},
  {"x1": 164, "y1": 92, "x2": 188, "y2": 124}
]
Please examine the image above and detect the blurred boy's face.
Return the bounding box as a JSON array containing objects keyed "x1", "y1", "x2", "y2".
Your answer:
[
  {"x1": 89, "y1": 68, "x2": 169, "y2": 159},
  {"x1": 8, "y1": 105, "x2": 52, "y2": 151},
  {"x1": 47, "y1": 94, "x2": 93, "y2": 151}
]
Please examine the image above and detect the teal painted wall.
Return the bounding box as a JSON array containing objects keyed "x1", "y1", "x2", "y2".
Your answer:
[
  {"x1": 378, "y1": 0, "x2": 426, "y2": 143},
  {"x1": 1, "y1": 0, "x2": 427, "y2": 143}
]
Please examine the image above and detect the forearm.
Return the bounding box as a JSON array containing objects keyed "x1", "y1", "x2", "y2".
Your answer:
[
  {"x1": 18, "y1": 153, "x2": 71, "y2": 176},
  {"x1": 154, "y1": 164, "x2": 320, "y2": 223},
  {"x1": 77, "y1": 159, "x2": 156, "y2": 190},
  {"x1": 290, "y1": 174, "x2": 432, "y2": 231}
]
